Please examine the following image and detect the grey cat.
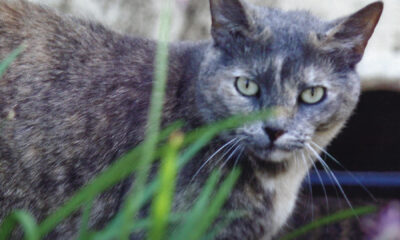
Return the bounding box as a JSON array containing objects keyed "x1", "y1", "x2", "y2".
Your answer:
[{"x1": 0, "y1": 0, "x2": 382, "y2": 239}]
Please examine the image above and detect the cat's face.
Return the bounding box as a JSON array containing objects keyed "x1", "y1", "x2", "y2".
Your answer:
[
  {"x1": 196, "y1": 0, "x2": 382, "y2": 167},
  {"x1": 197, "y1": 54, "x2": 360, "y2": 164}
]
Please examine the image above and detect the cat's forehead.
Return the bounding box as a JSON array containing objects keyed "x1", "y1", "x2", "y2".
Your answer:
[
  {"x1": 224, "y1": 7, "x2": 330, "y2": 68},
  {"x1": 260, "y1": 56, "x2": 335, "y2": 87},
  {"x1": 240, "y1": 6, "x2": 328, "y2": 57},
  {"x1": 233, "y1": 51, "x2": 335, "y2": 85},
  {"x1": 252, "y1": 6, "x2": 327, "y2": 40}
]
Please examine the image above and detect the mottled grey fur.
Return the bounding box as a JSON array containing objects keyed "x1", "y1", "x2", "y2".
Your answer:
[{"x1": 0, "y1": 0, "x2": 382, "y2": 239}]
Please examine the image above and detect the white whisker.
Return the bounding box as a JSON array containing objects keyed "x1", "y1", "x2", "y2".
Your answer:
[
  {"x1": 310, "y1": 141, "x2": 376, "y2": 201},
  {"x1": 306, "y1": 143, "x2": 357, "y2": 219},
  {"x1": 190, "y1": 137, "x2": 239, "y2": 183},
  {"x1": 219, "y1": 142, "x2": 243, "y2": 170},
  {"x1": 304, "y1": 146, "x2": 340, "y2": 198},
  {"x1": 233, "y1": 147, "x2": 244, "y2": 168},
  {"x1": 303, "y1": 151, "x2": 329, "y2": 210},
  {"x1": 294, "y1": 151, "x2": 299, "y2": 169},
  {"x1": 299, "y1": 152, "x2": 314, "y2": 221},
  {"x1": 212, "y1": 138, "x2": 243, "y2": 168}
]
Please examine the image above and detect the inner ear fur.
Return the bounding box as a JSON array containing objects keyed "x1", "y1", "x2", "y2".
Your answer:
[
  {"x1": 209, "y1": 0, "x2": 254, "y2": 44},
  {"x1": 312, "y1": 1, "x2": 383, "y2": 58}
]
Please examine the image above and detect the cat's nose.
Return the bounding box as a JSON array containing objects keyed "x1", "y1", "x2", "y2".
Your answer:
[{"x1": 263, "y1": 127, "x2": 285, "y2": 143}]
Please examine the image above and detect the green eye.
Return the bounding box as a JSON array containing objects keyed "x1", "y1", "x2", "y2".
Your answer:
[
  {"x1": 235, "y1": 77, "x2": 259, "y2": 96},
  {"x1": 300, "y1": 87, "x2": 326, "y2": 104}
]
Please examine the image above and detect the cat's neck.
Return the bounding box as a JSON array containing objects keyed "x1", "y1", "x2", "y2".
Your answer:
[{"x1": 162, "y1": 41, "x2": 211, "y2": 130}]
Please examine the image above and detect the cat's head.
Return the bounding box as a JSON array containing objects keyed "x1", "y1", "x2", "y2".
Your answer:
[{"x1": 195, "y1": 0, "x2": 382, "y2": 166}]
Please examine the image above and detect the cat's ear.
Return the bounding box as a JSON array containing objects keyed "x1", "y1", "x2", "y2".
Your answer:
[
  {"x1": 209, "y1": 0, "x2": 253, "y2": 46},
  {"x1": 314, "y1": 1, "x2": 383, "y2": 64}
]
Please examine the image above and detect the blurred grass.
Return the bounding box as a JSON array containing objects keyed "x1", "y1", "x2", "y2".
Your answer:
[
  {"x1": 119, "y1": 1, "x2": 172, "y2": 238},
  {"x1": 0, "y1": 45, "x2": 24, "y2": 76},
  {"x1": 170, "y1": 169, "x2": 241, "y2": 240},
  {"x1": 148, "y1": 132, "x2": 182, "y2": 240},
  {"x1": 0, "y1": 45, "x2": 25, "y2": 132},
  {"x1": 0, "y1": 211, "x2": 39, "y2": 240},
  {"x1": 280, "y1": 205, "x2": 377, "y2": 240}
]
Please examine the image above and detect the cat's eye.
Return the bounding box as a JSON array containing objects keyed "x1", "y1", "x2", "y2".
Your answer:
[
  {"x1": 235, "y1": 77, "x2": 259, "y2": 97},
  {"x1": 300, "y1": 87, "x2": 326, "y2": 104}
]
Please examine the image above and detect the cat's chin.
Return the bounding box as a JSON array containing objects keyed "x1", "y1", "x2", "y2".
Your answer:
[
  {"x1": 245, "y1": 146, "x2": 294, "y2": 175},
  {"x1": 247, "y1": 146, "x2": 292, "y2": 163},
  {"x1": 246, "y1": 149, "x2": 290, "y2": 175},
  {"x1": 269, "y1": 150, "x2": 292, "y2": 162}
]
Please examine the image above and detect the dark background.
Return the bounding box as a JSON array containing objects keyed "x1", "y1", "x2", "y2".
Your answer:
[{"x1": 312, "y1": 90, "x2": 400, "y2": 198}]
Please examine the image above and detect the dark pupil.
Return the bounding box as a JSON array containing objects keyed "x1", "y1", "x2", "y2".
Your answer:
[
  {"x1": 245, "y1": 79, "x2": 250, "y2": 88},
  {"x1": 310, "y1": 88, "x2": 315, "y2": 96}
]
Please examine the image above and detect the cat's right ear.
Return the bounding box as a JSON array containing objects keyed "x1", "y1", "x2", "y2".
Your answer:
[
  {"x1": 313, "y1": 1, "x2": 383, "y2": 65},
  {"x1": 209, "y1": 0, "x2": 253, "y2": 46}
]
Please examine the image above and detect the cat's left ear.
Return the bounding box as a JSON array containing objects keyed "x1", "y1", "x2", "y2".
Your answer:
[
  {"x1": 315, "y1": 1, "x2": 383, "y2": 64},
  {"x1": 209, "y1": 0, "x2": 254, "y2": 46}
]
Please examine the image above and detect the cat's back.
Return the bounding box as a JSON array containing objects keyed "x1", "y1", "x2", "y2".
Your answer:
[
  {"x1": 0, "y1": 0, "x2": 157, "y2": 142},
  {"x1": 0, "y1": 1, "x2": 157, "y2": 236},
  {"x1": 0, "y1": 0, "x2": 157, "y2": 78},
  {"x1": 0, "y1": 0, "x2": 156, "y2": 158}
]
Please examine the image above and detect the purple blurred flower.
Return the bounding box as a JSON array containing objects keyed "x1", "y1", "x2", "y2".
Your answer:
[{"x1": 363, "y1": 202, "x2": 400, "y2": 240}]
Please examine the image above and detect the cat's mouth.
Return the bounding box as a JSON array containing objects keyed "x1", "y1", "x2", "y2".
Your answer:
[
  {"x1": 246, "y1": 145, "x2": 293, "y2": 163},
  {"x1": 246, "y1": 148, "x2": 290, "y2": 175},
  {"x1": 242, "y1": 142, "x2": 302, "y2": 174}
]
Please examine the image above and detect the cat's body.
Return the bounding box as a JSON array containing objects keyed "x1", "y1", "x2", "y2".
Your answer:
[{"x1": 0, "y1": 0, "x2": 382, "y2": 239}]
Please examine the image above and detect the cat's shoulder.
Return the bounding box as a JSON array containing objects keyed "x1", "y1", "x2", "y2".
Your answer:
[
  {"x1": 0, "y1": 0, "x2": 113, "y2": 42},
  {"x1": 0, "y1": 0, "x2": 59, "y2": 30}
]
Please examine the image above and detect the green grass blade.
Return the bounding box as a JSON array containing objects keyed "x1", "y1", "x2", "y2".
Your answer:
[
  {"x1": 188, "y1": 168, "x2": 241, "y2": 240},
  {"x1": 37, "y1": 123, "x2": 181, "y2": 238},
  {"x1": 179, "y1": 109, "x2": 272, "y2": 167},
  {"x1": 0, "y1": 45, "x2": 25, "y2": 131},
  {"x1": 170, "y1": 171, "x2": 221, "y2": 240},
  {"x1": 100, "y1": 110, "x2": 265, "y2": 239},
  {"x1": 37, "y1": 146, "x2": 142, "y2": 237},
  {"x1": 119, "y1": 0, "x2": 172, "y2": 238},
  {"x1": 148, "y1": 132, "x2": 183, "y2": 240},
  {"x1": 178, "y1": 130, "x2": 215, "y2": 167},
  {"x1": 201, "y1": 210, "x2": 245, "y2": 240},
  {"x1": 280, "y1": 205, "x2": 377, "y2": 240},
  {"x1": 94, "y1": 212, "x2": 185, "y2": 240},
  {"x1": 37, "y1": 108, "x2": 270, "y2": 238},
  {"x1": 0, "y1": 210, "x2": 39, "y2": 240},
  {"x1": 36, "y1": 107, "x2": 269, "y2": 238},
  {"x1": 0, "y1": 45, "x2": 25, "y2": 76},
  {"x1": 183, "y1": 110, "x2": 272, "y2": 146},
  {"x1": 77, "y1": 199, "x2": 94, "y2": 240},
  {"x1": 131, "y1": 213, "x2": 184, "y2": 235},
  {"x1": 92, "y1": 126, "x2": 217, "y2": 240},
  {"x1": 89, "y1": 180, "x2": 159, "y2": 240}
]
